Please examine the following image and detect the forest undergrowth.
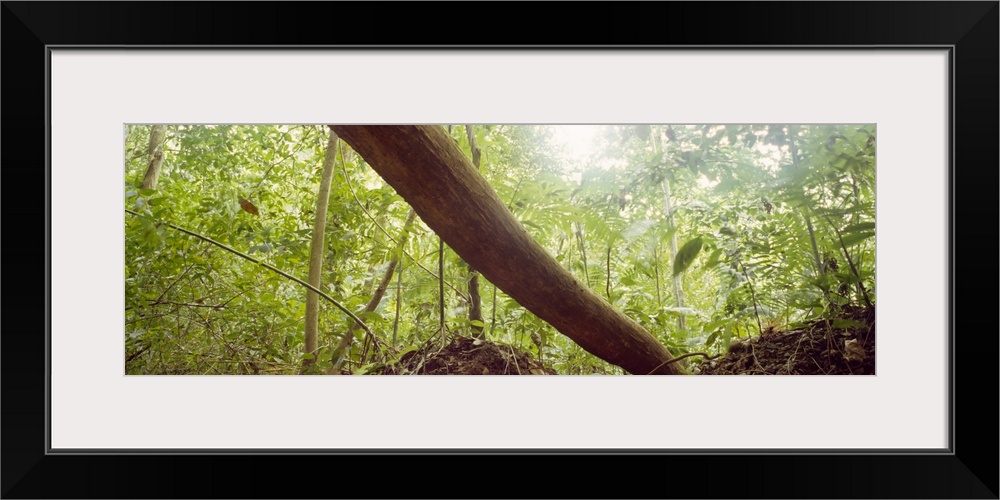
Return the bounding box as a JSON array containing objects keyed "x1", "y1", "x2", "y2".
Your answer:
[{"x1": 352, "y1": 304, "x2": 874, "y2": 375}]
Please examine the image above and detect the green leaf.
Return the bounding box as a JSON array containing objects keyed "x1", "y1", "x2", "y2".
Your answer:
[
  {"x1": 703, "y1": 318, "x2": 729, "y2": 332},
  {"x1": 394, "y1": 346, "x2": 419, "y2": 361},
  {"x1": 842, "y1": 222, "x2": 875, "y2": 233},
  {"x1": 840, "y1": 231, "x2": 874, "y2": 247},
  {"x1": 522, "y1": 220, "x2": 543, "y2": 231},
  {"x1": 470, "y1": 320, "x2": 486, "y2": 328},
  {"x1": 705, "y1": 249, "x2": 723, "y2": 268},
  {"x1": 359, "y1": 311, "x2": 383, "y2": 322},
  {"x1": 673, "y1": 236, "x2": 703, "y2": 276},
  {"x1": 302, "y1": 353, "x2": 315, "y2": 360},
  {"x1": 831, "y1": 319, "x2": 866, "y2": 329},
  {"x1": 705, "y1": 331, "x2": 719, "y2": 347},
  {"x1": 353, "y1": 363, "x2": 376, "y2": 375}
]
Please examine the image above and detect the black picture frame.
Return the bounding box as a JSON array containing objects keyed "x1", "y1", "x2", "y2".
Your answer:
[{"x1": 3, "y1": 2, "x2": 996, "y2": 498}]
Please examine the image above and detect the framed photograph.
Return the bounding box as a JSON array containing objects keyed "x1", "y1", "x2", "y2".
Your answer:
[{"x1": 4, "y1": 2, "x2": 996, "y2": 498}]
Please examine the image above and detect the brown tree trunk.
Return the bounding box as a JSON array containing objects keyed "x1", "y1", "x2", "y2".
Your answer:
[
  {"x1": 331, "y1": 125, "x2": 682, "y2": 375},
  {"x1": 140, "y1": 125, "x2": 167, "y2": 190}
]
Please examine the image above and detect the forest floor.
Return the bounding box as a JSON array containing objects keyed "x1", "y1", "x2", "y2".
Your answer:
[
  {"x1": 697, "y1": 305, "x2": 876, "y2": 375},
  {"x1": 381, "y1": 336, "x2": 556, "y2": 375},
  {"x1": 375, "y1": 305, "x2": 874, "y2": 375}
]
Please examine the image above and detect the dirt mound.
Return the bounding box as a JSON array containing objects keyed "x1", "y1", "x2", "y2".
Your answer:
[
  {"x1": 697, "y1": 306, "x2": 875, "y2": 375},
  {"x1": 384, "y1": 336, "x2": 556, "y2": 375}
]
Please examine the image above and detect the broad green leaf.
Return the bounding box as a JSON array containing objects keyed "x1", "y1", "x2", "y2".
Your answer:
[
  {"x1": 393, "y1": 346, "x2": 419, "y2": 362},
  {"x1": 703, "y1": 318, "x2": 729, "y2": 332},
  {"x1": 705, "y1": 330, "x2": 719, "y2": 347},
  {"x1": 673, "y1": 236, "x2": 703, "y2": 276},
  {"x1": 722, "y1": 328, "x2": 733, "y2": 350},
  {"x1": 842, "y1": 222, "x2": 875, "y2": 233},
  {"x1": 522, "y1": 220, "x2": 544, "y2": 231},
  {"x1": 705, "y1": 249, "x2": 723, "y2": 268},
  {"x1": 831, "y1": 319, "x2": 866, "y2": 329},
  {"x1": 840, "y1": 231, "x2": 874, "y2": 247},
  {"x1": 353, "y1": 363, "x2": 376, "y2": 375}
]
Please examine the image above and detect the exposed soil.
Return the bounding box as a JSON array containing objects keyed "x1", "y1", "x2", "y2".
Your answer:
[
  {"x1": 696, "y1": 306, "x2": 876, "y2": 375},
  {"x1": 381, "y1": 336, "x2": 556, "y2": 375},
  {"x1": 370, "y1": 306, "x2": 873, "y2": 375}
]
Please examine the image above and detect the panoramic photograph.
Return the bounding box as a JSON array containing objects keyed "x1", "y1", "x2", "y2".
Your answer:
[{"x1": 125, "y1": 124, "x2": 875, "y2": 375}]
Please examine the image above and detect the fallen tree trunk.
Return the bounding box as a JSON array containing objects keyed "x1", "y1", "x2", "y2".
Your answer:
[{"x1": 331, "y1": 125, "x2": 682, "y2": 375}]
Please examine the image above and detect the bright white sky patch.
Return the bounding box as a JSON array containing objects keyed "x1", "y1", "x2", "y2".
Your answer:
[
  {"x1": 696, "y1": 174, "x2": 720, "y2": 189},
  {"x1": 549, "y1": 125, "x2": 601, "y2": 165}
]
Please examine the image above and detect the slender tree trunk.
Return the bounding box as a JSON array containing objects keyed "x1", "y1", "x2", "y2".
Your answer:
[
  {"x1": 468, "y1": 269, "x2": 483, "y2": 336},
  {"x1": 438, "y1": 236, "x2": 445, "y2": 337},
  {"x1": 332, "y1": 210, "x2": 418, "y2": 370},
  {"x1": 140, "y1": 125, "x2": 167, "y2": 190},
  {"x1": 392, "y1": 258, "x2": 403, "y2": 347},
  {"x1": 606, "y1": 245, "x2": 612, "y2": 300},
  {"x1": 653, "y1": 245, "x2": 662, "y2": 308},
  {"x1": 489, "y1": 283, "x2": 497, "y2": 338},
  {"x1": 575, "y1": 222, "x2": 591, "y2": 287},
  {"x1": 662, "y1": 178, "x2": 687, "y2": 331},
  {"x1": 653, "y1": 130, "x2": 686, "y2": 331},
  {"x1": 303, "y1": 129, "x2": 339, "y2": 367},
  {"x1": 465, "y1": 125, "x2": 485, "y2": 337},
  {"x1": 331, "y1": 125, "x2": 682, "y2": 374}
]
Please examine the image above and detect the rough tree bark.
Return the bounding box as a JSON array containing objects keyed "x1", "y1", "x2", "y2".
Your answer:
[
  {"x1": 140, "y1": 125, "x2": 167, "y2": 190},
  {"x1": 303, "y1": 129, "x2": 339, "y2": 367},
  {"x1": 331, "y1": 125, "x2": 682, "y2": 375}
]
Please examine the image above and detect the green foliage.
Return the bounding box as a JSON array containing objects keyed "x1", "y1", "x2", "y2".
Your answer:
[
  {"x1": 673, "y1": 237, "x2": 704, "y2": 276},
  {"x1": 125, "y1": 124, "x2": 875, "y2": 374}
]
